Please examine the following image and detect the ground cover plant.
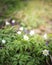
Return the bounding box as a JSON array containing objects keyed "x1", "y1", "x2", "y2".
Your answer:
[{"x1": 0, "y1": 25, "x2": 52, "y2": 65}]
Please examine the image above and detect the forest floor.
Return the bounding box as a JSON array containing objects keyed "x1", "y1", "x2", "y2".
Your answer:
[
  {"x1": 0, "y1": 0, "x2": 52, "y2": 35},
  {"x1": 11, "y1": 1, "x2": 52, "y2": 34}
]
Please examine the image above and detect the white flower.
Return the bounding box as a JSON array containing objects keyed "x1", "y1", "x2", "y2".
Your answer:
[
  {"x1": 12, "y1": 20, "x2": 15, "y2": 24},
  {"x1": 2, "y1": 39, "x2": 6, "y2": 44},
  {"x1": 29, "y1": 30, "x2": 35, "y2": 36},
  {"x1": 17, "y1": 31, "x2": 21, "y2": 35},
  {"x1": 23, "y1": 35, "x2": 29, "y2": 41},
  {"x1": 5, "y1": 21, "x2": 10, "y2": 25},
  {"x1": 43, "y1": 33, "x2": 48, "y2": 40},
  {"x1": 43, "y1": 49, "x2": 49, "y2": 56},
  {"x1": 19, "y1": 27, "x2": 23, "y2": 31}
]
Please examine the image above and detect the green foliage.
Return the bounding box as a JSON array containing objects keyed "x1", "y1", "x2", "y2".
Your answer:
[
  {"x1": 0, "y1": 0, "x2": 28, "y2": 18},
  {"x1": 0, "y1": 26, "x2": 52, "y2": 65}
]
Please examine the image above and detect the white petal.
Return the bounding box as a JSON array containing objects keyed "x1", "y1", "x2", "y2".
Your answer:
[
  {"x1": 19, "y1": 27, "x2": 24, "y2": 31},
  {"x1": 29, "y1": 30, "x2": 35, "y2": 36},
  {"x1": 17, "y1": 31, "x2": 21, "y2": 34},
  {"x1": 2, "y1": 39, "x2": 6, "y2": 44},
  {"x1": 12, "y1": 20, "x2": 15, "y2": 23},
  {"x1": 5, "y1": 21, "x2": 10, "y2": 25},
  {"x1": 23, "y1": 35, "x2": 29, "y2": 40},
  {"x1": 43, "y1": 33, "x2": 48, "y2": 40},
  {"x1": 43, "y1": 49, "x2": 49, "y2": 56}
]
